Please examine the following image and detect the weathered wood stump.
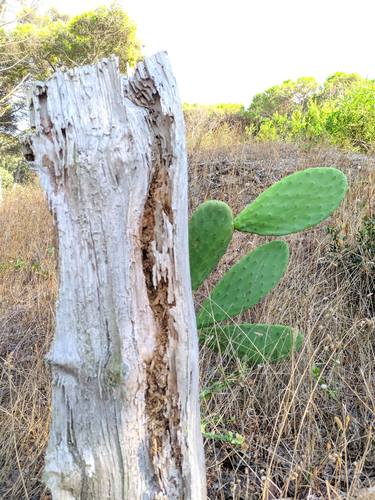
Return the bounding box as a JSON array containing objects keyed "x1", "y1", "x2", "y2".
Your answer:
[{"x1": 25, "y1": 53, "x2": 206, "y2": 499}]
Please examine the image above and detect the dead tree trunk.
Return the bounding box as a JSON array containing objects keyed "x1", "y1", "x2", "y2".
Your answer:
[{"x1": 25, "y1": 53, "x2": 206, "y2": 499}]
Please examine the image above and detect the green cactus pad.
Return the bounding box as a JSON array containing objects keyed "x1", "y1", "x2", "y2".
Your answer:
[
  {"x1": 234, "y1": 167, "x2": 348, "y2": 235},
  {"x1": 197, "y1": 240, "x2": 289, "y2": 328},
  {"x1": 200, "y1": 323, "x2": 303, "y2": 365},
  {"x1": 189, "y1": 200, "x2": 233, "y2": 291}
]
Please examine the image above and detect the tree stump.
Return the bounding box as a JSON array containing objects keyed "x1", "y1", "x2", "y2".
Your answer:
[{"x1": 25, "y1": 53, "x2": 206, "y2": 499}]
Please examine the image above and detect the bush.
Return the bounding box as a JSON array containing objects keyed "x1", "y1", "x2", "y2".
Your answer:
[
  {"x1": 0, "y1": 154, "x2": 31, "y2": 184},
  {"x1": 328, "y1": 215, "x2": 375, "y2": 315},
  {"x1": 0, "y1": 166, "x2": 13, "y2": 191},
  {"x1": 325, "y1": 82, "x2": 375, "y2": 152},
  {"x1": 246, "y1": 73, "x2": 375, "y2": 152}
]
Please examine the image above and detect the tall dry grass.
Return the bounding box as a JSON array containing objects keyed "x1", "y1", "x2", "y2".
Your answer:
[
  {"x1": 0, "y1": 142, "x2": 374, "y2": 499},
  {"x1": 0, "y1": 185, "x2": 55, "y2": 499},
  {"x1": 184, "y1": 107, "x2": 247, "y2": 152}
]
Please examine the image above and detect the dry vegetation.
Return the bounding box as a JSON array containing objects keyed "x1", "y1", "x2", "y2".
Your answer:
[
  {"x1": 0, "y1": 187, "x2": 55, "y2": 499},
  {"x1": 191, "y1": 143, "x2": 375, "y2": 499},
  {"x1": 0, "y1": 128, "x2": 374, "y2": 498}
]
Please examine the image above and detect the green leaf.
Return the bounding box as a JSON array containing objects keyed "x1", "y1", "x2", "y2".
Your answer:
[
  {"x1": 201, "y1": 428, "x2": 245, "y2": 446},
  {"x1": 200, "y1": 323, "x2": 303, "y2": 365},
  {"x1": 189, "y1": 200, "x2": 233, "y2": 291},
  {"x1": 234, "y1": 167, "x2": 348, "y2": 235},
  {"x1": 197, "y1": 240, "x2": 289, "y2": 328}
]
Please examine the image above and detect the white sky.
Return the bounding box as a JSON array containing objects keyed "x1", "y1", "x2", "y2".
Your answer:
[{"x1": 17, "y1": 0, "x2": 375, "y2": 104}]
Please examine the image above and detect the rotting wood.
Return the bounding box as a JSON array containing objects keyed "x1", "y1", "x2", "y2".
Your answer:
[{"x1": 25, "y1": 52, "x2": 206, "y2": 499}]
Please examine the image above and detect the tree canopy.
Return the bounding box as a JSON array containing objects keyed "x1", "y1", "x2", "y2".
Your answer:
[
  {"x1": 0, "y1": 3, "x2": 142, "y2": 181},
  {"x1": 6, "y1": 4, "x2": 141, "y2": 82},
  {"x1": 247, "y1": 77, "x2": 319, "y2": 125}
]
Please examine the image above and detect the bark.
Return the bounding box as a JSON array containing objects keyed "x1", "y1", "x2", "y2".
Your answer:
[{"x1": 25, "y1": 53, "x2": 206, "y2": 499}]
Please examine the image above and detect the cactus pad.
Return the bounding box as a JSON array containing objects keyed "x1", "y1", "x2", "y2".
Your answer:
[
  {"x1": 189, "y1": 200, "x2": 233, "y2": 291},
  {"x1": 234, "y1": 167, "x2": 348, "y2": 235},
  {"x1": 197, "y1": 240, "x2": 289, "y2": 327},
  {"x1": 200, "y1": 323, "x2": 303, "y2": 365}
]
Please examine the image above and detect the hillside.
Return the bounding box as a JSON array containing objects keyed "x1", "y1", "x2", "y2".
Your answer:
[{"x1": 1, "y1": 141, "x2": 374, "y2": 499}]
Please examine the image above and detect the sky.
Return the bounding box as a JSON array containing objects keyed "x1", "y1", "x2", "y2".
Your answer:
[{"x1": 10, "y1": 0, "x2": 375, "y2": 105}]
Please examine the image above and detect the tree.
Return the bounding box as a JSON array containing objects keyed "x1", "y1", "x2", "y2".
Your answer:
[
  {"x1": 0, "y1": 4, "x2": 142, "y2": 181},
  {"x1": 319, "y1": 72, "x2": 363, "y2": 101},
  {"x1": 24, "y1": 53, "x2": 206, "y2": 499},
  {"x1": 247, "y1": 77, "x2": 319, "y2": 128},
  {"x1": 8, "y1": 4, "x2": 141, "y2": 80}
]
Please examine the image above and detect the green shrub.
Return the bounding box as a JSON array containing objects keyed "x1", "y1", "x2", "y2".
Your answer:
[
  {"x1": 325, "y1": 82, "x2": 375, "y2": 152},
  {"x1": 257, "y1": 119, "x2": 279, "y2": 141},
  {"x1": 0, "y1": 166, "x2": 13, "y2": 191},
  {"x1": 246, "y1": 73, "x2": 375, "y2": 152},
  {"x1": 328, "y1": 216, "x2": 375, "y2": 315}
]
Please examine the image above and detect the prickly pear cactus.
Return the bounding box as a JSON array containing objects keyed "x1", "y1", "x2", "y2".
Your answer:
[
  {"x1": 189, "y1": 200, "x2": 233, "y2": 291},
  {"x1": 197, "y1": 241, "x2": 289, "y2": 328},
  {"x1": 189, "y1": 166, "x2": 348, "y2": 366},
  {"x1": 200, "y1": 324, "x2": 303, "y2": 365},
  {"x1": 234, "y1": 167, "x2": 348, "y2": 235}
]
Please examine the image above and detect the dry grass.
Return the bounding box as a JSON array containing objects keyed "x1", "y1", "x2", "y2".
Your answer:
[
  {"x1": 0, "y1": 185, "x2": 56, "y2": 499},
  {"x1": 0, "y1": 143, "x2": 374, "y2": 499},
  {"x1": 184, "y1": 108, "x2": 247, "y2": 152},
  {"x1": 192, "y1": 143, "x2": 375, "y2": 499}
]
